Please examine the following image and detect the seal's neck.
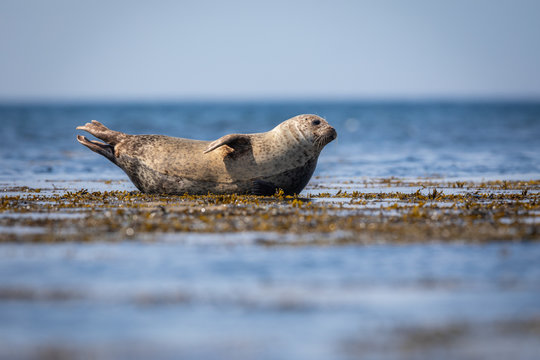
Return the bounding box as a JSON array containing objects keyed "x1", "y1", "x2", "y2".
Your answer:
[{"x1": 271, "y1": 122, "x2": 317, "y2": 156}]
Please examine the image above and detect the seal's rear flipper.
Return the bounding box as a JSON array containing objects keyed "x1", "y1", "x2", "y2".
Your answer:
[
  {"x1": 76, "y1": 120, "x2": 126, "y2": 145},
  {"x1": 77, "y1": 135, "x2": 117, "y2": 164}
]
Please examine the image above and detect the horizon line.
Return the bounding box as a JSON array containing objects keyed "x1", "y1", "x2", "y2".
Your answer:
[{"x1": 1, "y1": 94, "x2": 540, "y2": 106}]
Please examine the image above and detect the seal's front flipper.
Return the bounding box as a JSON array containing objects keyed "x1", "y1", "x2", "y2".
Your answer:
[
  {"x1": 76, "y1": 135, "x2": 117, "y2": 164},
  {"x1": 251, "y1": 179, "x2": 278, "y2": 196},
  {"x1": 203, "y1": 134, "x2": 252, "y2": 154}
]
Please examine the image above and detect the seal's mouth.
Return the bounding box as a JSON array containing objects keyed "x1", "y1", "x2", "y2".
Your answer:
[{"x1": 315, "y1": 126, "x2": 337, "y2": 150}]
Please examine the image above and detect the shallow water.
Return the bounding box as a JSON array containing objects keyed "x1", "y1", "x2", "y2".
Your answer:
[
  {"x1": 1, "y1": 101, "x2": 540, "y2": 359},
  {"x1": 1, "y1": 241, "x2": 540, "y2": 359}
]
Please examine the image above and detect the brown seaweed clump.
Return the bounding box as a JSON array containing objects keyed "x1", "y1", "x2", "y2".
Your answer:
[{"x1": 0, "y1": 179, "x2": 538, "y2": 244}]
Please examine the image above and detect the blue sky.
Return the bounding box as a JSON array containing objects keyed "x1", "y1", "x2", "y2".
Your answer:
[{"x1": 1, "y1": 0, "x2": 540, "y2": 101}]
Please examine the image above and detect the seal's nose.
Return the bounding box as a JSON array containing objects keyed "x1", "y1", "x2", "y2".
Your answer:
[{"x1": 328, "y1": 127, "x2": 337, "y2": 140}]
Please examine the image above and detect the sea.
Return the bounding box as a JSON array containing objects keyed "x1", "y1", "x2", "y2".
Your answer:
[
  {"x1": 1, "y1": 101, "x2": 540, "y2": 359},
  {"x1": 1, "y1": 100, "x2": 540, "y2": 182}
]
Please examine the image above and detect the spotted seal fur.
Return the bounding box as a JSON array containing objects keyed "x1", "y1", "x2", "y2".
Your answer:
[{"x1": 76, "y1": 114, "x2": 336, "y2": 195}]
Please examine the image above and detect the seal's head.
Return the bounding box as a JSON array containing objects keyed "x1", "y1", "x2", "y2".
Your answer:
[{"x1": 278, "y1": 114, "x2": 337, "y2": 151}]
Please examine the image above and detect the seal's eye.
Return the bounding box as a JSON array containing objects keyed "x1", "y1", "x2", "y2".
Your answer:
[{"x1": 311, "y1": 119, "x2": 321, "y2": 126}]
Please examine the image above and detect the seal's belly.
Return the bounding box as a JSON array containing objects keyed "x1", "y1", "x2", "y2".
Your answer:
[
  {"x1": 117, "y1": 153, "x2": 317, "y2": 195},
  {"x1": 117, "y1": 154, "x2": 237, "y2": 195}
]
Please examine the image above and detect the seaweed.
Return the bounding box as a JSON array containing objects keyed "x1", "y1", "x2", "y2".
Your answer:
[{"x1": 0, "y1": 178, "x2": 538, "y2": 244}]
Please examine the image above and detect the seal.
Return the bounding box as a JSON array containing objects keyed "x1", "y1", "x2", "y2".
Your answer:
[{"x1": 76, "y1": 114, "x2": 337, "y2": 195}]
